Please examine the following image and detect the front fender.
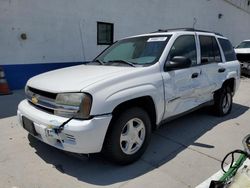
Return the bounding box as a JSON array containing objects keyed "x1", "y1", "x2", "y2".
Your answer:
[{"x1": 90, "y1": 84, "x2": 165, "y2": 124}]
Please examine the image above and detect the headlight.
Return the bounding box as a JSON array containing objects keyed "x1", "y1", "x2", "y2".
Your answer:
[
  {"x1": 54, "y1": 93, "x2": 92, "y2": 119},
  {"x1": 55, "y1": 93, "x2": 84, "y2": 106}
]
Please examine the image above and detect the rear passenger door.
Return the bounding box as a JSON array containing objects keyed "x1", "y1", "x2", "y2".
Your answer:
[{"x1": 198, "y1": 35, "x2": 226, "y2": 96}]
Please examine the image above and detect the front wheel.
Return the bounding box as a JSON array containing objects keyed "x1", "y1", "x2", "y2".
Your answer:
[
  {"x1": 214, "y1": 86, "x2": 233, "y2": 116},
  {"x1": 103, "y1": 107, "x2": 152, "y2": 165}
]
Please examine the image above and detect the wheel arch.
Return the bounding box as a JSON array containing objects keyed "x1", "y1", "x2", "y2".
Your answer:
[
  {"x1": 101, "y1": 96, "x2": 157, "y2": 156},
  {"x1": 110, "y1": 96, "x2": 157, "y2": 131},
  {"x1": 222, "y1": 77, "x2": 236, "y2": 94}
]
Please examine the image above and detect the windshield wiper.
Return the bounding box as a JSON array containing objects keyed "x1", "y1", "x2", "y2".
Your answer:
[
  {"x1": 87, "y1": 59, "x2": 105, "y2": 65},
  {"x1": 93, "y1": 59, "x2": 105, "y2": 65},
  {"x1": 107, "y1": 60, "x2": 136, "y2": 67}
]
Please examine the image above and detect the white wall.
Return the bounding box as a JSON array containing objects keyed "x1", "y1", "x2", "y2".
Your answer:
[{"x1": 0, "y1": 0, "x2": 250, "y2": 65}]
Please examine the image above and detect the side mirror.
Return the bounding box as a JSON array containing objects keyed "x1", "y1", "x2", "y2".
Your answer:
[{"x1": 164, "y1": 56, "x2": 192, "y2": 71}]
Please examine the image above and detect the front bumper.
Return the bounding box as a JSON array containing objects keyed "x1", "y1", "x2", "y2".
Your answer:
[{"x1": 17, "y1": 100, "x2": 112, "y2": 154}]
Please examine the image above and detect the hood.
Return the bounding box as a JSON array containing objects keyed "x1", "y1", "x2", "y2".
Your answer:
[
  {"x1": 27, "y1": 64, "x2": 134, "y2": 93},
  {"x1": 235, "y1": 48, "x2": 250, "y2": 54}
]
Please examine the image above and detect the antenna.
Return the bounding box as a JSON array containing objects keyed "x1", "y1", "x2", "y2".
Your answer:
[{"x1": 193, "y1": 17, "x2": 197, "y2": 29}]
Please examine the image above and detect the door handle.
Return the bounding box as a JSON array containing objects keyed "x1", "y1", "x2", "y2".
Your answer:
[
  {"x1": 191, "y1": 72, "x2": 199, "y2": 78},
  {"x1": 218, "y1": 68, "x2": 226, "y2": 73}
]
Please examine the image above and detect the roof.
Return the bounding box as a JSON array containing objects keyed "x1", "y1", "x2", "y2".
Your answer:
[
  {"x1": 152, "y1": 28, "x2": 224, "y2": 36},
  {"x1": 121, "y1": 28, "x2": 226, "y2": 41}
]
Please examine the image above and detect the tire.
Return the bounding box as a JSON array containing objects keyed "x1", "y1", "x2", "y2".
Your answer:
[
  {"x1": 103, "y1": 107, "x2": 152, "y2": 165},
  {"x1": 213, "y1": 86, "x2": 233, "y2": 116}
]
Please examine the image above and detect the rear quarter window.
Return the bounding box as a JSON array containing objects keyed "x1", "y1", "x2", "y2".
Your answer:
[{"x1": 218, "y1": 38, "x2": 237, "y2": 62}]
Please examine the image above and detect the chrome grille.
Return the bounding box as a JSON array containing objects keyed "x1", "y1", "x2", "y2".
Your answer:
[
  {"x1": 28, "y1": 100, "x2": 54, "y2": 114},
  {"x1": 26, "y1": 87, "x2": 79, "y2": 115},
  {"x1": 28, "y1": 87, "x2": 57, "y2": 99}
]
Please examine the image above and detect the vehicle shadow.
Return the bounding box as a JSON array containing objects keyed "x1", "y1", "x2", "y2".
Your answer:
[{"x1": 27, "y1": 102, "x2": 249, "y2": 186}]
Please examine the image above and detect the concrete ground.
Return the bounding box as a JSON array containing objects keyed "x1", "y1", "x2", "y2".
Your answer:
[{"x1": 0, "y1": 78, "x2": 250, "y2": 188}]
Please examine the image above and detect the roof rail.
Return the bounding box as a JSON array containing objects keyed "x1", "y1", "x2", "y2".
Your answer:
[{"x1": 153, "y1": 28, "x2": 223, "y2": 36}]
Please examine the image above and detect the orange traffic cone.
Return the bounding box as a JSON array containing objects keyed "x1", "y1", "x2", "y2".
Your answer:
[{"x1": 0, "y1": 66, "x2": 12, "y2": 95}]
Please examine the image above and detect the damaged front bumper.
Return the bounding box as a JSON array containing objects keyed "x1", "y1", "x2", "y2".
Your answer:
[{"x1": 17, "y1": 100, "x2": 112, "y2": 154}]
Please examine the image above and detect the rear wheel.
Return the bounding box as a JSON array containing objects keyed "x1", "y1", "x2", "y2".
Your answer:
[
  {"x1": 104, "y1": 107, "x2": 151, "y2": 165},
  {"x1": 214, "y1": 86, "x2": 233, "y2": 116}
]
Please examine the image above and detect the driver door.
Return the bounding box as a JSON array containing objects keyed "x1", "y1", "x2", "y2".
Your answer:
[{"x1": 162, "y1": 34, "x2": 202, "y2": 119}]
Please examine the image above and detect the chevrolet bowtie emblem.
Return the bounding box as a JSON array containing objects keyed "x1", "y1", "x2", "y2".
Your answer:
[{"x1": 31, "y1": 96, "x2": 38, "y2": 104}]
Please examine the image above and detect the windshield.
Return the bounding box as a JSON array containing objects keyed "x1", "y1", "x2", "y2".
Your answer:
[
  {"x1": 95, "y1": 35, "x2": 171, "y2": 66},
  {"x1": 236, "y1": 41, "x2": 250, "y2": 49}
]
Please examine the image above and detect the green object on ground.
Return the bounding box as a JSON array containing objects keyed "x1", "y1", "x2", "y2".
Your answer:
[{"x1": 219, "y1": 154, "x2": 248, "y2": 183}]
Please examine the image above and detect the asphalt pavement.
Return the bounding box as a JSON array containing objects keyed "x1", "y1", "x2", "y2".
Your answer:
[{"x1": 0, "y1": 78, "x2": 250, "y2": 188}]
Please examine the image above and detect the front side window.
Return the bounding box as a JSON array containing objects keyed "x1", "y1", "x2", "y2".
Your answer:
[
  {"x1": 218, "y1": 38, "x2": 237, "y2": 61},
  {"x1": 168, "y1": 35, "x2": 197, "y2": 65},
  {"x1": 236, "y1": 41, "x2": 250, "y2": 49},
  {"x1": 96, "y1": 35, "x2": 171, "y2": 65},
  {"x1": 199, "y1": 36, "x2": 222, "y2": 64}
]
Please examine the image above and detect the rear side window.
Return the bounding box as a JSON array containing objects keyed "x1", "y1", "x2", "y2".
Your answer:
[
  {"x1": 199, "y1": 36, "x2": 222, "y2": 63},
  {"x1": 218, "y1": 38, "x2": 237, "y2": 61}
]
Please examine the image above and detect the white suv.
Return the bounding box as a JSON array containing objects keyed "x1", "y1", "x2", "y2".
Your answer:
[{"x1": 17, "y1": 28, "x2": 240, "y2": 164}]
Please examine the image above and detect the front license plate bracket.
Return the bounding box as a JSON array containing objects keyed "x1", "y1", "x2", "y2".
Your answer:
[{"x1": 22, "y1": 116, "x2": 38, "y2": 136}]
